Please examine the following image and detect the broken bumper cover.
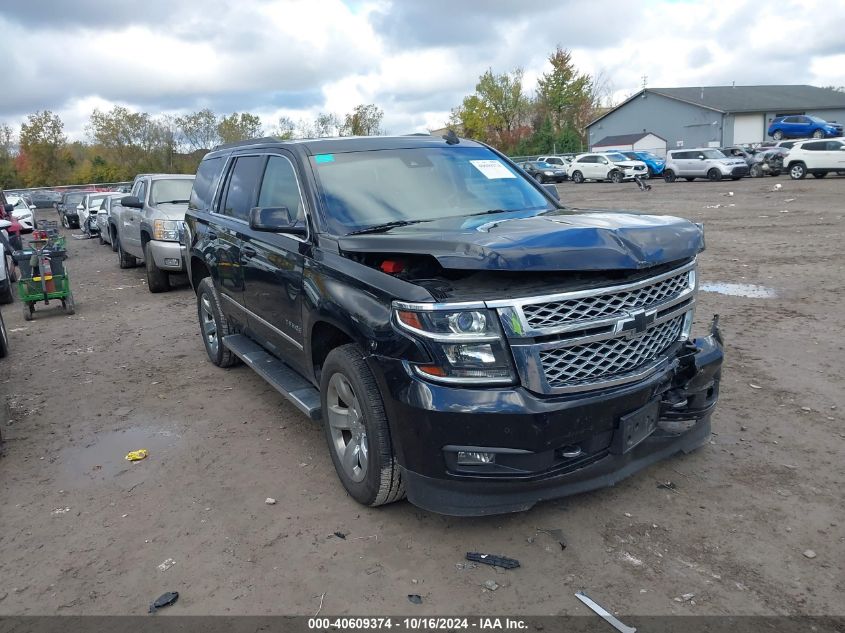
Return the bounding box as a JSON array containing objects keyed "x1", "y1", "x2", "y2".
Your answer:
[{"x1": 374, "y1": 318, "x2": 723, "y2": 516}]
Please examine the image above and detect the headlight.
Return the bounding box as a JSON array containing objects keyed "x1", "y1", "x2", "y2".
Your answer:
[
  {"x1": 153, "y1": 219, "x2": 182, "y2": 241},
  {"x1": 544, "y1": 171, "x2": 554, "y2": 176},
  {"x1": 393, "y1": 304, "x2": 516, "y2": 384}
]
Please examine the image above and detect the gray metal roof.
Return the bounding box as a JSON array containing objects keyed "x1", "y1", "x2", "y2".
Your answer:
[
  {"x1": 592, "y1": 132, "x2": 665, "y2": 147},
  {"x1": 588, "y1": 85, "x2": 845, "y2": 127}
]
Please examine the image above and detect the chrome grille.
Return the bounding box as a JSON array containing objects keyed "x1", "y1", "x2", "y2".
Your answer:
[
  {"x1": 539, "y1": 315, "x2": 684, "y2": 387},
  {"x1": 522, "y1": 269, "x2": 691, "y2": 330}
]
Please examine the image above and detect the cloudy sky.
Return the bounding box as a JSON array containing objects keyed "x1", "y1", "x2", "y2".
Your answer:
[{"x1": 2, "y1": 0, "x2": 844, "y2": 140}]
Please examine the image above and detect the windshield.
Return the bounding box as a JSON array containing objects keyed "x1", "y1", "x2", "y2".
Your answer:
[
  {"x1": 66, "y1": 193, "x2": 85, "y2": 205},
  {"x1": 310, "y1": 146, "x2": 553, "y2": 235},
  {"x1": 808, "y1": 116, "x2": 826, "y2": 123},
  {"x1": 604, "y1": 153, "x2": 629, "y2": 162},
  {"x1": 701, "y1": 149, "x2": 726, "y2": 159},
  {"x1": 88, "y1": 194, "x2": 108, "y2": 207},
  {"x1": 535, "y1": 162, "x2": 553, "y2": 168},
  {"x1": 150, "y1": 179, "x2": 193, "y2": 206},
  {"x1": 637, "y1": 152, "x2": 660, "y2": 160}
]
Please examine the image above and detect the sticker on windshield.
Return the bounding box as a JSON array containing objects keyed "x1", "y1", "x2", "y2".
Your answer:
[
  {"x1": 470, "y1": 160, "x2": 517, "y2": 179},
  {"x1": 314, "y1": 154, "x2": 335, "y2": 164}
]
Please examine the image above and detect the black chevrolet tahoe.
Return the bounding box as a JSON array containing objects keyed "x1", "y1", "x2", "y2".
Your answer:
[{"x1": 184, "y1": 134, "x2": 723, "y2": 516}]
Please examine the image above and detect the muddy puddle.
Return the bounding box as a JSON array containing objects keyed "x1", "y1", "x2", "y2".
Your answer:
[
  {"x1": 699, "y1": 282, "x2": 777, "y2": 298},
  {"x1": 59, "y1": 425, "x2": 181, "y2": 488}
]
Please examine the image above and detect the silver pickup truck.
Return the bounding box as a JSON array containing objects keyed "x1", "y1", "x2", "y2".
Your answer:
[{"x1": 112, "y1": 173, "x2": 195, "y2": 292}]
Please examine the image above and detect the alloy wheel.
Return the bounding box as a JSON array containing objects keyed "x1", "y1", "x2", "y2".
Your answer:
[
  {"x1": 326, "y1": 372, "x2": 369, "y2": 483},
  {"x1": 200, "y1": 294, "x2": 218, "y2": 355}
]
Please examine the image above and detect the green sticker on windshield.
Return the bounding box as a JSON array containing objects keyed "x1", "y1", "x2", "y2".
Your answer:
[{"x1": 315, "y1": 154, "x2": 335, "y2": 164}]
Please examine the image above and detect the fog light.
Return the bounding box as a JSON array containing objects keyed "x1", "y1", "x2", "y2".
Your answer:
[
  {"x1": 164, "y1": 258, "x2": 180, "y2": 267},
  {"x1": 457, "y1": 451, "x2": 496, "y2": 465}
]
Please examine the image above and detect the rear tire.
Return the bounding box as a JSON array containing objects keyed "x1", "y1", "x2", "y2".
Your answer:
[
  {"x1": 321, "y1": 343, "x2": 405, "y2": 507},
  {"x1": 663, "y1": 170, "x2": 676, "y2": 183},
  {"x1": 772, "y1": 130, "x2": 784, "y2": 140},
  {"x1": 0, "y1": 309, "x2": 8, "y2": 358},
  {"x1": 116, "y1": 237, "x2": 137, "y2": 269},
  {"x1": 144, "y1": 243, "x2": 170, "y2": 293},
  {"x1": 707, "y1": 168, "x2": 722, "y2": 182},
  {"x1": 196, "y1": 277, "x2": 238, "y2": 368},
  {"x1": 750, "y1": 164, "x2": 762, "y2": 178},
  {"x1": 0, "y1": 279, "x2": 13, "y2": 305},
  {"x1": 110, "y1": 227, "x2": 118, "y2": 252}
]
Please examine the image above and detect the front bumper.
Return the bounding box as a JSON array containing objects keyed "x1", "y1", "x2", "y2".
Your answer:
[
  {"x1": 148, "y1": 239, "x2": 186, "y2": 272},
  {"x1": 373, "y1": 319, "x2": 723, "y2": 516},
  {"x1": 724, "y1": 165, "x2": 749, "y2": 177}
]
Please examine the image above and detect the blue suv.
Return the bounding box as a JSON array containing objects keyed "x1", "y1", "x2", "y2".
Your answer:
[
  {"x1": 620, "y1": 150, "x2": 665, "y2": 176},
  {"x1": 767, "y1": 115, "x2": 843, "y2": 140}
]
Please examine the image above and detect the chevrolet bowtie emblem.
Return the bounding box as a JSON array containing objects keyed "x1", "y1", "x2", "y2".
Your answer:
[{"x1": 619, "y1": 308, "x2": 654, "y2": 338}]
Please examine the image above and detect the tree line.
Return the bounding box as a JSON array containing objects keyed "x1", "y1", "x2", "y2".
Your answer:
[{"x1": 0, "y1": 104, "x2": 385, "y2": 188}]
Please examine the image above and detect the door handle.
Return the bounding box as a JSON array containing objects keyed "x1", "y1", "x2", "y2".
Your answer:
[{"x1": 241, "y1": 246, "x2": 257, "y2": 259}]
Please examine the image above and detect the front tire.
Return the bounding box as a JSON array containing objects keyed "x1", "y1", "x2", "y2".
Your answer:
[
  {"x1": 144, "y1": 243, "x2": 170, "y2": 293},
  {"x1": 707, "y1": 168, "x2": 722, "y2": 182},
  {"x1": 571, "y1": 170, "x2": 584, "y2": 183},
  {"x1": 109, "y1": 227, "x2": 118, "y2": 252},
  {"x1": 789, "y1": 163, "x2": 807, "y2": 180},
  {"x1": 750, "y1": 164, "x2": 762, "y2": 178},
  {"x1": 321, "y1": 343, "x2": 405, "y2": 507},
  {"x1": 196, "y1": 277, "x2": 238, "y2": 368},
  {"x1": 61, "y1": 214, "x2": 69, "y2": 229},
  {"x1": 609, "y1": 170, "x2": 624, "y2": 184},
  {"x1": 663, "y1": 170, "x2": 676, "y2": 183},
  {"x1": 812, "y1": 129, "x2": 825, "y2": 139}
]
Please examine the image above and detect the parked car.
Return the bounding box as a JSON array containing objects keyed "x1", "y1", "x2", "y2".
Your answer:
[
  {"x1": 184, "y1": 135, "x2": 723, "y2": 516},
  {"x1": 748, "y1": 148, "x2": 785, "y2": 177},
  {"x1": 4, "y1": 195, "x2": 37, "y2": 232},
  {"x1": 112, "y1": 173, "x2": 195, "y2": 292},
  {"x1": 0, "y1": 217, "x2": 17, "y2": 304},
  {"x1": 618, "y1": 150, "x2": 665, "y2": 177},
  {"x1": 56, "y1": 190, "x2": 94, "y2": 229},
  {"x1": 95, "y1": 194, "x2": 124, "y2": 249},
  {"x1": 768, "y1": 115, "x2": 843, "y2": 140},
  {"x1": 536, "y1": 155, "x2": 572, "y2": 171},
  {"x1": 77, "y1": 192, "x2": 115, "y2": 236},
  {"x1": 567, "y1": 153, "x2": 626, "y2": 183},
  {"x1": 663, "y1": 149, "x2": 749, "y2": 182},
  {"x1": 0, "y1": 191, "x2": 22, "y2": 250},
  {"x1": 30, "y1": 190, "x2": 62, "y2": 209},
  {"x1": 783, "y1": 138, "x2": 845, "y2": 179},
  {"x1": 597, "y1": 152, "x2": 649, "y2": 179},
  {"x1": 520, "y1": 160, "x2": 567, "y2": 183}
]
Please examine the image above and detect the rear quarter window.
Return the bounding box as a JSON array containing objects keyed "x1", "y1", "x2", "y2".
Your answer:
[{"x1": 189, "y1": 157, "x2": 225, "y2": 211}]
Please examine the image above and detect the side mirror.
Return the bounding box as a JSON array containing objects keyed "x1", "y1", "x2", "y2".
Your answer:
[
  {"x1": 543, "y1": 184, "x2": 560, "y2": 201},
  {"x1": 120, "y1": 196, "x2": 143, "y2": 209},
  {"x1": 698, "y1": 155, "x2": 705, "y2": 160},
  {"x1": 29, "y1": 204, "x2": 36, "y2": 211},
  {"x1": 248, "y1": 206, "x2": 306, "y2": 236},
  {"x1": 839, "y1": 146, "x2": 845, "y2": 150},
  {"x1": 76, "y1": 203, "x2": 84, "y2": 212}
]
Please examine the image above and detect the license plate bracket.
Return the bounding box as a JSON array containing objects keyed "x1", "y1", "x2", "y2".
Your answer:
[{"x1": 611, "y1": 398, "x2": 660, "y2": 455}]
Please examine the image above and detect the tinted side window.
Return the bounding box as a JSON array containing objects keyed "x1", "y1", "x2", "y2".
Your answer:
[
  {"x1": 135, "y1": 180, "x2": 147, "y2": 203},
  {"x1": 828, "y1": 141, "x2": 844, "y2": 151},
  {"x1": 802, "y1": 141, "x2": 826, "y2": 151},
  {"x1": 189, "y1": 157, "x2": 225, "y2": 211},
  {"x1": 220, "y1": 156, "x2": 264, "y2": 221},
  {"x1": 783, "y1": 116, "x2": 797, "y2": 123},
  {"x1": 257, "y1": 156, "x2": 304, "y2": 221}
]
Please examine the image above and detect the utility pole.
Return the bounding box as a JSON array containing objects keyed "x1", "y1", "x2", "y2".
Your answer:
[{"x1": 641, "y1": 75, "x2": 648, "y2": 90}]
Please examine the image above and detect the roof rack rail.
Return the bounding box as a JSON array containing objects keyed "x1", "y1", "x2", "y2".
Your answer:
[{"x1": 212, "y1": 136, "x2": 281, "y2": 151}]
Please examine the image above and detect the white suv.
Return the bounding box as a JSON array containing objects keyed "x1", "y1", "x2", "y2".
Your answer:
[
  {"x1": 568, "y1": 153, "x2": 627, "y2": 183},
  {"x1": 783, "y1": 138, "x2": 845, "y2": 179},
  {"x1": 597, "y1": 152, "x2": 649, "y2": 179}
]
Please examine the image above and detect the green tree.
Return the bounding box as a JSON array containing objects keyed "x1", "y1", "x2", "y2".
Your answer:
[
  {"x1": 0, "y1": 123, "x2": 22, "y2": 188},
  {"x1": 341, "y1": 104, "x2": 384, "y2": 136},
  {"x1": 273, "y1": 116, "x2": 297, "y2": 139},
  {"x1": 87, "y1": 106, "x2": 164, "y2": 178},
  {"x1": 19, "y1": 110, "x2": 67, "y2": 186},
  {"x1": 536, "y1": 47, "x2": 592, "y2": 135},
  {"x1": 176, "y1": 108, "x2": 219, "y2": 151},
  {"x1": 217, "y1": 112, "x2": 263, "y2": 144}
]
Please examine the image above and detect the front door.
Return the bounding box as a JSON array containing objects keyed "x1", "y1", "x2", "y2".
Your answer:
[
  {"x1": 241, "y1": 153, "x2": 307, "y2": 367},
  {"x1": 123, "y1": 179, "x2": 146, "y2": 252}
]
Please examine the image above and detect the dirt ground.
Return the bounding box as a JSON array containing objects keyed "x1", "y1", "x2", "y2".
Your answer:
[{"x1": 0, "y1": 175, "x2": 843, "y2": 617}]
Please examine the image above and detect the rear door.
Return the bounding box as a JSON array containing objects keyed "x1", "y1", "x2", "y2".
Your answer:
[
  {"x1": 211, "y1": 154, "x2": 264, "y2": 320},
  {"x1": 799, "y1": 140, "x2": 826, "y2": 169},
  {"x1": 240, "y1": 152, "x2": 308, "y2": 364}
]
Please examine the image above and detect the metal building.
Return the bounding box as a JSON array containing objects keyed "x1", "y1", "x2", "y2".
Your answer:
[{"x1": 587, "y1": 85, "x2": 845, "y2": 150}]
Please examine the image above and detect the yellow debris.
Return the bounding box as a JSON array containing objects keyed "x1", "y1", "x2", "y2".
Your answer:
[{"x1": 125, "y1": 449, "x2": 149, "y2": 462}]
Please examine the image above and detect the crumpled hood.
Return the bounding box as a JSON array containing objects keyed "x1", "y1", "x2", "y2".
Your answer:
[{"x1": 338, "y1": 210, "x2": 704, "y2": 271}]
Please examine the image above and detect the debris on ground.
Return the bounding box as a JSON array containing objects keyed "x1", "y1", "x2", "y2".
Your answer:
[
  {"x1": 773, "y1": 184, "x2": 782, "y2": 191},
  {"x1": 264, "y1": 497, "x2": 276, "y2": 505},
  {"x1": 314, "y1": 592, "x2": 326, "y2": 616},
  {"x1": 803, "y1": 549, "x2": 817, "y2": 559},
  {"x1": 537, "y1": 528, "x2": 567, "y2": 550},
  {"x1": 466, "y1": 552, "x2": 520, "y2": 569},
  {"x1": 748, "y1": 383, "x2": 762, "y2": 389},
  {"x1": 657, "y1": 481, "x2": 679, "y2": 493},
  {"x1": 124, "y1": 449, "x2": 148, "y2": 462},
  {"x1": 156, "y1": 558, "x2": 176, "y2": 572},
  {"x1": 148, "y1": 591, "x2": 178, "y2": 614},
  {"x1": 482, "y1": 580, "x2": 499, "y2": 592},
  {"x1": 574, "y1": 591, "x2": 636, "y2": 633},
  {"x1": 407, "y1": 594, "x2": 422, "y2": 604},
  {"x1": 455, "y1": 562, "x2": 477, "y2": 571},
  {"x1": 51, "y1": 507, "x2": 70, "y2": 515},
  {"x1": 332, "y1": 531, "x2": 347, "y2": 539}
]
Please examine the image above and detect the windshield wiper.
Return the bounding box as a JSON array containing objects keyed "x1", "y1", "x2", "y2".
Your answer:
[{"x1": 347, "y1": 220, "x2": 427, "y2": 235}]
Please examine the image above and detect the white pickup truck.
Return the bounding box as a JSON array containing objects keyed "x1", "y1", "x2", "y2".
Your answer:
[{"x1": 111, "y1": 173, "x2": 195, "y2": 293}]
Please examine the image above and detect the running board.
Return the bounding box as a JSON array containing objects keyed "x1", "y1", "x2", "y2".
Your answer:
[{"x1": 222, "y1": 334, "x2": 321, "y2": 421}]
